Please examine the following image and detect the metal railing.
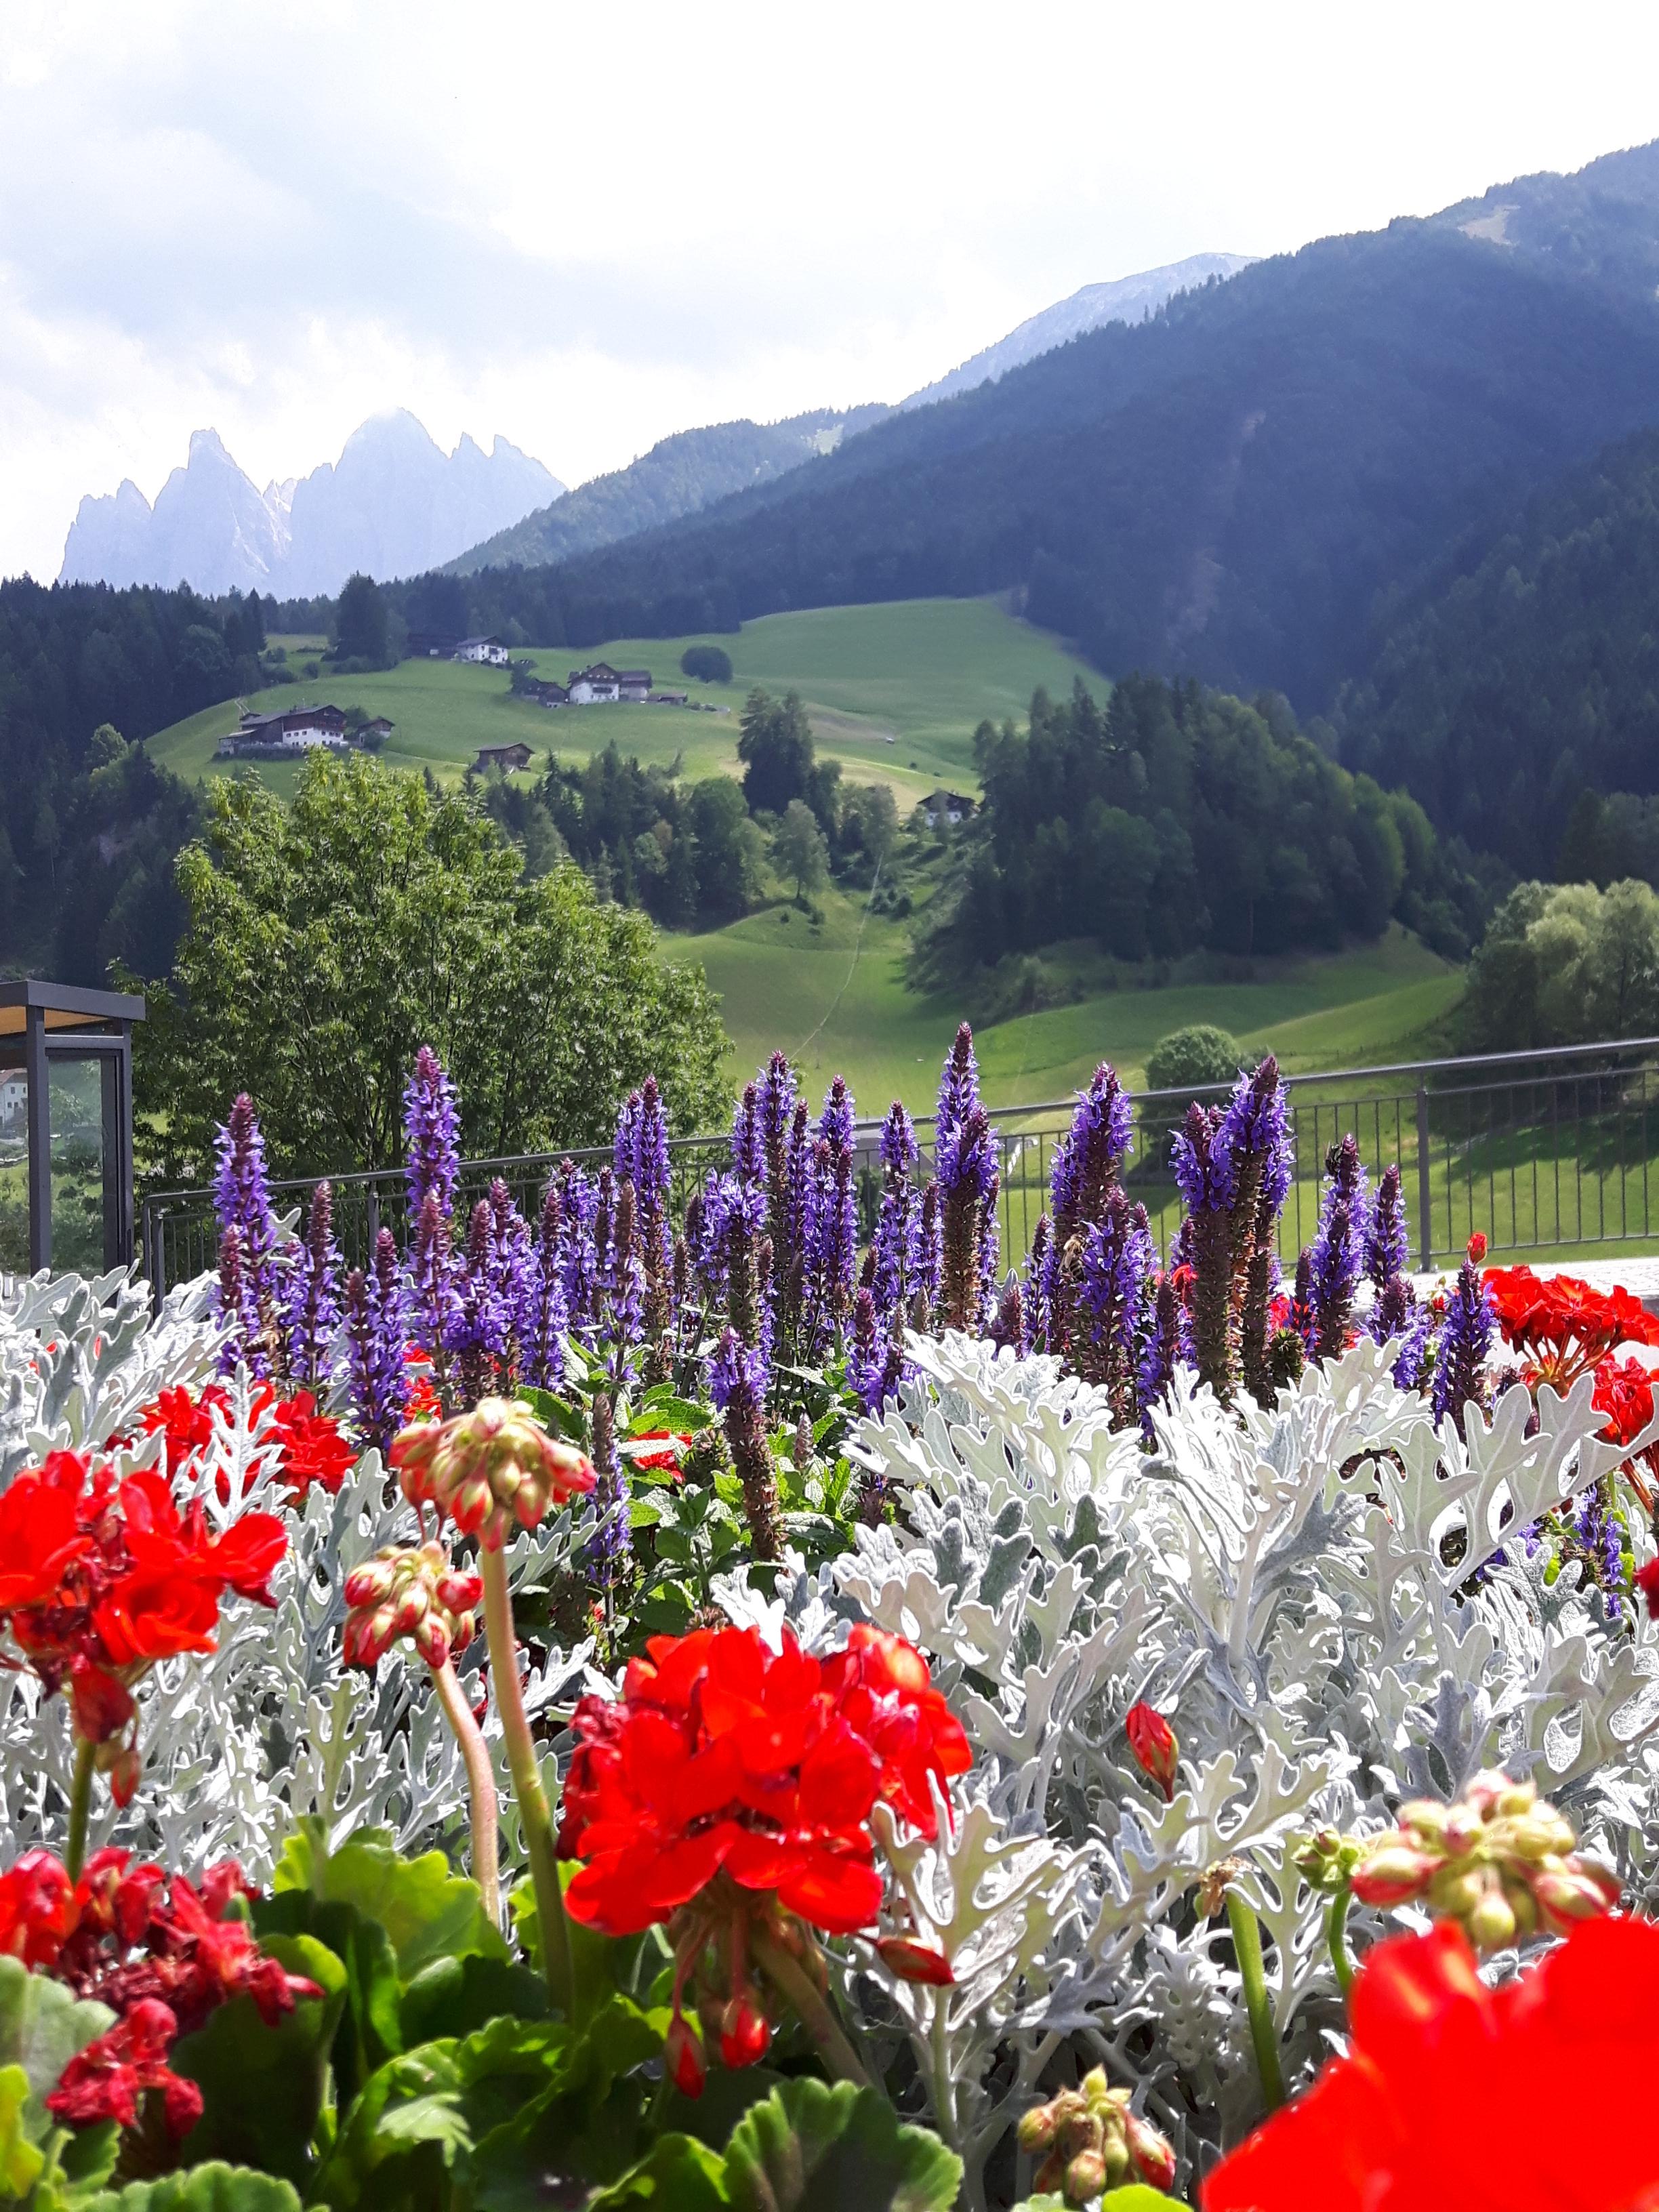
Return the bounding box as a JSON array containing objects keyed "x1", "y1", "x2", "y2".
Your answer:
[{"x1": 138, "y1": 1037, "x2": 1659, "y2": 1301}]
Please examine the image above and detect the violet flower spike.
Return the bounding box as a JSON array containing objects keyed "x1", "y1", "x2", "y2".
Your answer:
[{"x1": 403, "y1": 1044, "x2": 461, "y2": 1222}]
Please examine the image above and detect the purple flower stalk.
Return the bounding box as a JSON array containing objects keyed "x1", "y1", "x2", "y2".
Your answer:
[
  {"x1": 409, "y1": 1188, "x2": 460, "y2": 1391},
  {"x1": 1306, "y1": 1134, "x2": 1371, "y2": 1361},
  {"x1": 872, "y1": 1102, "x2": 920, "y2": 1317},
  {"x1": 710, "y1": 1325, "x2": 781, "y2": 1561},
  {"x1": 991, "y1": 1277, "x2": 1026, "y2": 1356},
  {"x1": 1076, "y1": 1189, "x2": 1155, "y2": 1424},
  {"x1": 1431, "y1": 1240, "x2": 1496, "y2": 1436},
  {"x1": 1137, "y1": 1271, "x2": 1181, "y2": 1438},
  {"x1": 935, "y1": 1034, "x2": 999, "y2": 1334},
  {"x1": 731, "y1": 1080, "x2": 765, "y2": 1187},
  {"x1": 520, "y1": 1183, "x2": 569, "y2": 1390},
  {"x1": 1049, "y1": 1064, "x2": 1134, "y2": 1234},
  {"x1": 447, "y1": 1197, "x2": 510, "y2": 1406},
  {"x1": 281, "y1": 1180, "x2": 342, "y2": 1391},
  {"x1": 346, "y1": 1228, "x2": 411, "y2": 1454},
  {"x1": 1170, "y1": 1057, "x2": 1294, "y2": 1404},
  {"x1": 212, "y1": 1094, "x2": 281, "y2": 1329},
  {"x1": 214, "y1": 1224, "x2": 264, "y2": 1376},
  {"x1": 556, "y1": 1162, "x2": 600, "y2": 1341},
  {"x1": 1365, "y1": 1162, "x2": 1410, "y2": 1288},
  {"x1": 403, "y1": 1045, "x2": 460, "y2": 1223}
]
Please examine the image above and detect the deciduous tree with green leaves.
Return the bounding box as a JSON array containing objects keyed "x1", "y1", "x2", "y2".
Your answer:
[
  {"x1": 773, "y1": 798, "x2": 830, "y2": 905},
  {"x1": 129, "y1": 752, "x2": 729, "y2": 1181}
]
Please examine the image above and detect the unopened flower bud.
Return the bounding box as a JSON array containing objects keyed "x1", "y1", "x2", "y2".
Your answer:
[
  {"x1": 1466, "y1": 1883, "x2": 1517, "y2": 1950},
  {"x1": 718, "y1": 1991, "x2": 771, "y2": 2070},
  {"x1": 1057, "y1": 2107, "x2": 1100, "y2": 2159},
  {"x1": 1065, "y1": 2149, "x2": 1108, "y2": 2203},
  {"x1": 1125, "y1": 1700, "x2": 1179, "y2": 1801},
  {"x1": 665, "y1": 2011, "x2": 706, "y2": 2098},
  {"x1": 1531, "y1": 1858, "x2": 1621, "y2": 1930},
  {"x1": 1126, "y1": 2109, "x2": 1178, "y2": 2190},
  {"x1": 1017, "y1": 2104, "x2": 1058, "y2": 2156},
  {"x1": 874, "y1": 1936, "x2": 955, "y2": 1986},
  {"x1": 1352, "y1": 1842, "x2": 1438, "y2": 1907}
]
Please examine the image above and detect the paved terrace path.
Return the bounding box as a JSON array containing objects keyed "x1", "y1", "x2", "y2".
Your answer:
[{"x1": 1409, "y1": 1255, "x2": 1659, "y2": 1315}]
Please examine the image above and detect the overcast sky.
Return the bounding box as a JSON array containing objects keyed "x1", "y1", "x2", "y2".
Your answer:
[{"x1": 5, "y1": 0, "x2": 1659, "y2": 581}]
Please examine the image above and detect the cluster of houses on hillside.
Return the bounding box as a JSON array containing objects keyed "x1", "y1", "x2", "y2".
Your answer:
[
  {"x1": 407, "y1": 632, "x2": 512, "y2": 665},
  {"x1": 518, "y1": 662, "x2": 691, "y2": 710},
  {"x1": 214, "y1": 706, "x2": 394, "y2": 758}
]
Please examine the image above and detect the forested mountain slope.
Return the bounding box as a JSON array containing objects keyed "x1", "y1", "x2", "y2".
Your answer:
[{"x1": 445, "y1": 198, "x2": 1659, "y2": 710}]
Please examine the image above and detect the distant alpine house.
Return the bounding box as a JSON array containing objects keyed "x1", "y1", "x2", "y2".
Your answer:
[
  {"x1": 567, "y1": 661, "x2": 652, "y2": 703},
  {"x1": 216, "y1": 705, "x2": 352, "y2": 757}
]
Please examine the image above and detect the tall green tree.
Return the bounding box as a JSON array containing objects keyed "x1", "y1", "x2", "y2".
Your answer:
[
  {"x1": 737, "y1": 689, "x2": 815, "y2": 817},
  {"x1": 773, "y1": 798, "x2": 829, "y2": 903},
  {"x1": 333, "y1": 573, "x2": 391, "y2": 668},
  {"x1": 131, "y1": 752, "x2": 729, "y2": 1181}
]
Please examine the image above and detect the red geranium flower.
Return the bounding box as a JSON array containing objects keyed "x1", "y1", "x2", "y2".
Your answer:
[
  {"x1": 138, "y1": 1380, "x2": 355, "y2": 1506},
  {"x1": 630, "y1": 1431, "x2": 689, "y2": 1477},
  {"x1": 1202, "y1": 1914, "x2": 1659, "y2": 2212},
  {"x1": 0, "y1": 1450, "x2": 287, "y2": 1788},
  {"x1": 47, "y1": 1996, "x2": 202, "y2": 2137},
  {"x1": 1486, "y1": 1265, "x2": 1659, "y2": 1392},
  {"x1": 559, "y1": 1622, "x2": 970, "y2": 2087},
  {"x1": 5, "y1": 1843, "x2": 321, "y2": 2143}
]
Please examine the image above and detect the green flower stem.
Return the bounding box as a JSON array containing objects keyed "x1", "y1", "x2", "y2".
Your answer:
[
  {"x1": 480, "y1": 1547, "x2": 573, "y2": 2014},
  {"x1": 1227, "y1": 1889, "x2": 1286, "y2": 2112},
  {"x1": 930, "y1": 1988, "x2": 958, "y2": 2149},
  {"x1": 64, "y1": 1736, "x2": 96, "y2": 1883},
  {"x1": 430, "y1": 1655, "x2": 501, "y2": 1923},
  {"x1": 1326, "y1": 1880, "x2": 1355, "y2": 2000},
  {"x1": 751, "y1": 1930, "x2": 869, "y2": 2089}
]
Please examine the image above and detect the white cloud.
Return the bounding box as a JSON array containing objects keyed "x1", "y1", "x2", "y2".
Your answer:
[{"x1": 5, "y1": 0, "x2": 1659, "y2": 577}]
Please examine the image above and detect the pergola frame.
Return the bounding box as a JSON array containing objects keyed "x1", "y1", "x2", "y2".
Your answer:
[{"x1": 0, "y1": 981, "x2": 145, "y2": 1275}]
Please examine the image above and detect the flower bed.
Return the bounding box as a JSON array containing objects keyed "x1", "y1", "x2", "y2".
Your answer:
[{"x1": 3, "y1": 1035, "x2": 1659, "y2": 2209}]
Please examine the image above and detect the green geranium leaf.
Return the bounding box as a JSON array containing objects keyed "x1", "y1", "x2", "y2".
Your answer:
[
  {"x1": 83, "y1": 2163, "x2": 302, "y2": 2211},
  {"x1": 311, "y1": 2043, "x2": 468, "y2": 2212},
  {"x1": 586, "y1": 2133, "x2": 731, "y2": 2209},
  {"x1": 0, "y1": 1959, "x2": 113, "y2": 2144},
  {"x1": 514, "y1": 1387, "x2": 587, "y2": 1442},
  {"x1": 272, "y1": 1822, "x2": 505, "y2": 1978},
  {"x1": 169, "y1": 1935, "x2": 346, "y2": 2186},
  {"x1": 30, "y1": 2118, "x2": 120, "y2": 2212},
  {"x1": 508, "y1": 1875, "x2": 650, "y2": 2030},
  {"x1": 626, "y1": 1396, "x2": 707, "y2": 1433},
  {"x1": 0, "y1": 2062, "x2": 44, "y2": 2198},
  {"x1": 398, "y1": 1954, "x2": 552, "y2": 2047},
  {"x1": 724, "y1": 2080, "x2": 961, "y2": 2212},
  {"x1": 252, "y1": 1892, "x2": 402, "y2": 2110}
]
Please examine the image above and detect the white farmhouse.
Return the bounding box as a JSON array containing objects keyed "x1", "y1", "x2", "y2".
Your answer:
[{"x1": 455, "y1": 636, "x2": 510, "y2": 666}]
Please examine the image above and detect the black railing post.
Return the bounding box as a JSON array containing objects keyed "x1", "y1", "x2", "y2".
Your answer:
[{"x1": 1416, "y1": 1083, "x2": 1433, "y2": 1271}]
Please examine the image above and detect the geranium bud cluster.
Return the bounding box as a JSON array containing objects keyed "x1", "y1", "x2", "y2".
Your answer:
[
  {"x1": 1350, "y1": 1771, "x2": 1619, "y2": 1950},
  {"x1": 1017, "y1": 2066, "x2": 1177, "y2": 2200},
  {"x1": 392, "y1": 1395, "x2": 594, "y2": 1549},
  {"x1": 342, "y1": 1541, "x2": 483, "y2": 1670}
]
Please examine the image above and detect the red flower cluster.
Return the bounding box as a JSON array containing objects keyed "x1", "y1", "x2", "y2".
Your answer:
[
  {"x1": 0, "y1": 1845, "x2": 321, "y2": 2142},
  {"x1": 140, "y1": 1382, "x2": 354, "y2": 1504},
  {"x1": 1202, "y1": 1913, "x2": 1659, "y2": 2212},
  {"x1": 0, "y1": 1450, "x2": 285, "y2": 1774},
  {"x1": 1486, "y1": 1264, "x2": 1659, "y2": 1392},
  {"x1": 630, "y1": 1431, "x2": 690, "y2": 1477},
  {"x1": 558, "y1": 1624, "x2": 970, "y2": 2089},
  {"x1": 560, "y1": 1623, "x2": 970, "y2": 1940}
]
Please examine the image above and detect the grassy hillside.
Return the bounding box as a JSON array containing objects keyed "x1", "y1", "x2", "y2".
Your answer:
[
  {"x1": 144, "y1": 597, "x2": 1100, "y2": 803},
  {"x1": 678, "y1": 899, "x2": 1462, "y2": 1115}
]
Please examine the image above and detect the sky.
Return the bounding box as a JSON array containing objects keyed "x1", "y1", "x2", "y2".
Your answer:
[{"x1": 5, "y1": 0, "x2": 1659, "y2": 581}]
